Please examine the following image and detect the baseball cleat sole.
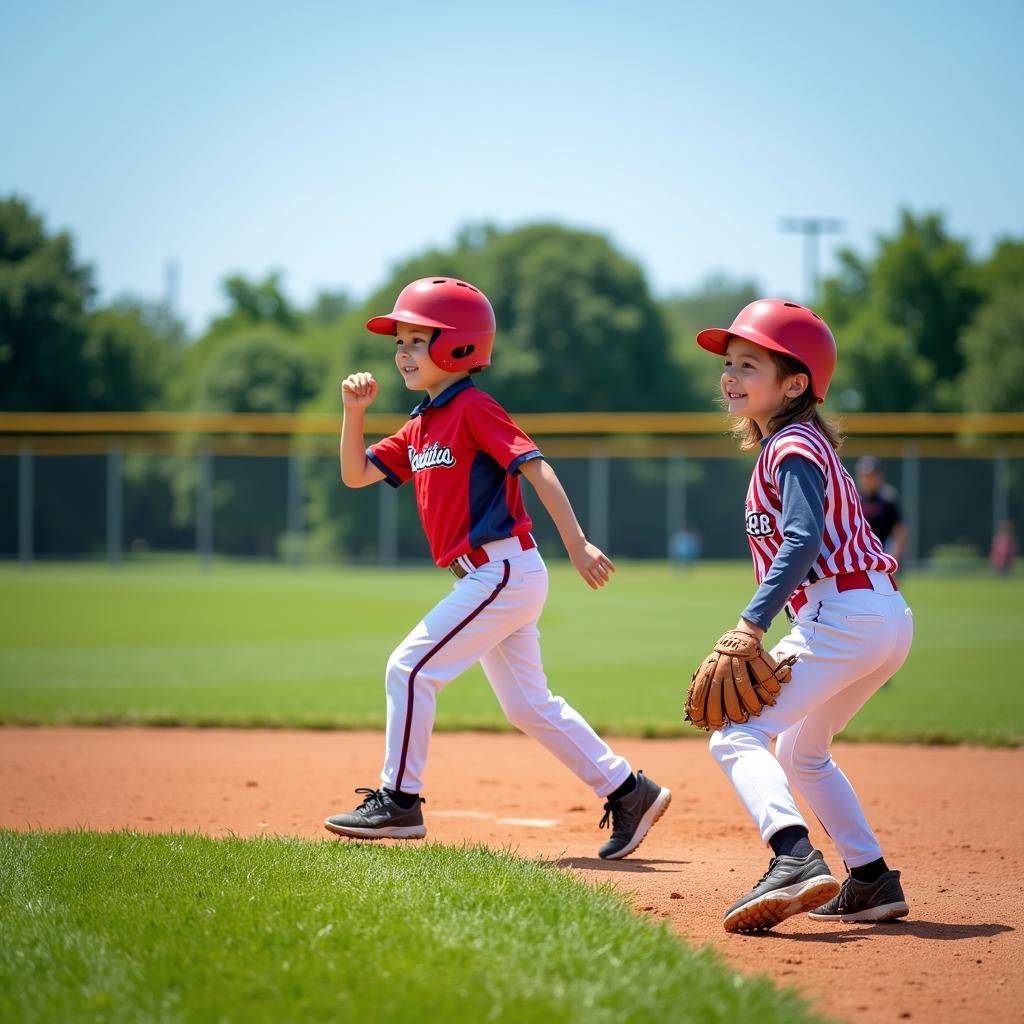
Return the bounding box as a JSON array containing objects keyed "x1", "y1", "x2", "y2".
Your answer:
[
  {"x1": 723, "y1": 875, "x2": 840, "y2": 933},
  {"x1": 323, "y1": 821, "x2": 427, "y2": 840},
  {"x1": 808, "y1": 900, "x2": 909, "y2": 923},
  {"x1": 600, "y1": 787, "x2": 672, "y2": 861}
]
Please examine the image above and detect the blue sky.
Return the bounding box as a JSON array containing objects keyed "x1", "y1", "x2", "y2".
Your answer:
[{"x1": 3, "y1": 1, "x2": 1021, "y2": 331}]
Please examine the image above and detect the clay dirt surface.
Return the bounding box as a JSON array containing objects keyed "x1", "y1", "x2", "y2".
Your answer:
[{"x1": 2, "y1": 728, "x2": 1020, "y2": 1024}]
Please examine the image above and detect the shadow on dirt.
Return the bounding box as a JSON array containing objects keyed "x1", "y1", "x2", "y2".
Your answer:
[
  {"x1": 546, "y1": 856, "x2": 690, "y2": 873},
  {"x1": 751, "y1": 920, "x2": 1015, "y2": 943}
]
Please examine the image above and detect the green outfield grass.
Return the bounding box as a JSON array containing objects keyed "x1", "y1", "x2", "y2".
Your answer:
[
  {"x1": 0, "y1": 830, "x2": 826, "y2": 1024},
  {"x1": 0, "y1": 561, "x2": 1020, "y2": 744}
]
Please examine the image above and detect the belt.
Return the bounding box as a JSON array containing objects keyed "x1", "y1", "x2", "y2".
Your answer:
[
  {"x1": 788, "y1": 569, "x2": 898, "y2": 616},
  {"x1": 448, "y1": 534, "x2": 537, "y2": 579}
]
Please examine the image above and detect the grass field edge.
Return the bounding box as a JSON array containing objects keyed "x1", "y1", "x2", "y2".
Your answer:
[
  {"x1": 1, "y1": 714, "x2": 1020, "y2": 748},
  {"x1": 0, "y1": 827, "x2": 831, "y2": 1024}
]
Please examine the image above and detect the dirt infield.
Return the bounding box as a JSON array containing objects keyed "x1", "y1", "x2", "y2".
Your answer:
[{"x1": 2, "y1": 728, "x2": 1020, "y2": 1023}]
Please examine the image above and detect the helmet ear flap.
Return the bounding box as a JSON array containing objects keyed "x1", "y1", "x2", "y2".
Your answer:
[
  {"x1": 428, "y1": 327, "x2": 479, "y2": 371},
  {"x1": 369, "y1": 278, "x2": 496, "y2": 371}
]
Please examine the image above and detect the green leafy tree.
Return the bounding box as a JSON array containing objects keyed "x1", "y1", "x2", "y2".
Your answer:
[
  {"x1": 819, "y1": 248, "x2": 870, "y2": 328},
  {"x1": 826, "y1": 307, "x2": 935, "y2": 412},
  {"x1": 0, "y1": 195, "x2": 95, "y2": 410},
  {"x1": 0, "y1": 196, "x2": 182, "y2": 413},
  {"x1": 83, "y1": 300, "x2": 185, "y2": 410},
  {"x1": 473, "y1": 224, "x2": 679, "y2": 412},
  {"x1": 660, "y1": 274, "x2": 761, "y2": 411},
  {"x1": 193, "y1": 331, "x2": 321, "y2": 413},
  {"x1": 322, "y1": 222, "x2": 680, "y2": 415},
  {"x1": 205, "y1": 272, "x2": 298, "y2": 340},
  {"x1": 309, "y1": 289, "x2": 352, "y2": 326},
  {"x1": 958, "y1": 289, "x2": 1024, "y2": 413},
  {"x1": 972, "y1": 238, "x2": 1024, "y2": 297},
  {"x1": 173, "y1": 273, "x2": 304, "y2": 408},
  {"x1": 871, "y1": 211, "x2": 979, "y2": 382},
  {"x1": 821, "y1": 210, "x2": 981, "y2": 410},
  {"x1": 170, "y1": 331, "x2": 324, "y2": 556}
]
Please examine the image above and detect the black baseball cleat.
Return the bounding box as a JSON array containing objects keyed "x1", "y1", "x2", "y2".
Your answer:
[
  {"x1": 808, "y1": 870, "x2": 909, "y2": 923},
  {"x1": 324, "y1": 787, "x2": 426, "y2": 840},
  {"x1": 723, "y1": 849, "x2": 840, "y2": 933},
  {"x1": 597, "y1": 770, "x2": 672, "y2": 860}
]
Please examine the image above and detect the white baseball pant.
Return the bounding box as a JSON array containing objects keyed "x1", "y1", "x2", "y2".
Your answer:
[
  {"x1": 380, "y1": 539, "x2": 631, "y2": 797},
  {"x1": 709, "y1": 570, "x2": 913, "y2": 867}
]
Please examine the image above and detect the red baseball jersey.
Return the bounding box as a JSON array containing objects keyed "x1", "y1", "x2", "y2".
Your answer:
[
  {"x1": 746, "y1": 421, "x2": 898, "y2": 585},
  {"x1": 367, "y1": 378, "x2": 542, "y2": 567}
]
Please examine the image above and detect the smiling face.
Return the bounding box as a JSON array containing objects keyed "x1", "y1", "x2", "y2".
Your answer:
[
  {"x1": 394, "y1": 322, "x2": 459, "y2": 397},
  {"x1": 721, "y1": 337, "x2": 809, "y2": 436}
]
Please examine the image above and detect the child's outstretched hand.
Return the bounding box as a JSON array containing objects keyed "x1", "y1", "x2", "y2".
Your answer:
[
  {"x1": 569, "y1": 539, "x2": 616, "y2": 590},
  {"x1": 341, "y1": 372, "x2": 378, "y2": 410}
]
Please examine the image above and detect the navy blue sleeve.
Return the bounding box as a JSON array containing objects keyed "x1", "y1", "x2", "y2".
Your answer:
[
  {"x1": 508, "y1": 450, "x2": 544, "y2": 476},
  {"x1": 741, "y1": 455, "x2": 826, "y2": 630}
]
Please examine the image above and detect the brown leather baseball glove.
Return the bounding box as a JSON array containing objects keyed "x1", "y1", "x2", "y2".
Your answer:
[{"x1": 685, "y1": 630, "x2": 798, "y2": 731}]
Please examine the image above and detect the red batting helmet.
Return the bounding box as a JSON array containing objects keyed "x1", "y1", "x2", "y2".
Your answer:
[
  {"x1": 366, "y1": 277, "x2": 496, "y2": 372},
  {"x1": 696, "y1": 299, "x2": 837, "y2": 402}
]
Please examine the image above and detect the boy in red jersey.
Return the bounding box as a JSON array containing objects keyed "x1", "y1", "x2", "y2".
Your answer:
[
  {"x1": 325, "y1": 277, "x2": 670, "y2": 859},
  {"x1": 693, "y1": 299, "x2": 913, "y2": 931}
]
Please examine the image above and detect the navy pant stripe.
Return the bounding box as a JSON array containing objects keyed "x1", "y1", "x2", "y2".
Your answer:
[{"x1": 394, "y1": 560, "x2": 511, "y2": 792}]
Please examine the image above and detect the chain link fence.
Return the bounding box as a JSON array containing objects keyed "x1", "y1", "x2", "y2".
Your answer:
[{"x1": 2, "y1": 433, "x2": 1021, "y2": 571}]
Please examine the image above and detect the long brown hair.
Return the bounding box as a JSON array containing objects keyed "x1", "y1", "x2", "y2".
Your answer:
[{"x1": 729, "y1": 349, "x2": 843, "y2": 452}]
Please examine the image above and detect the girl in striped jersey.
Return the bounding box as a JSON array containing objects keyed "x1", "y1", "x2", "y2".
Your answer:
[{"x1": 694, "y1": 299, "x2": 914, "y2": 933}]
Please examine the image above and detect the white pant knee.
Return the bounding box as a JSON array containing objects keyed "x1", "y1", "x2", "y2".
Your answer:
[
  {"x1": 708, "y1": 725, "x2": 770, "y2": 766},
  {"x1": 776, "y1": 734, "x2": 831, "y2": 782},
  {"x1": 385, "y1": 647, "x2": 441, "y2": 702},
  {"x1": 497, "y1": 689, "x2": 559, "y2": 734},
  {"x1": 385, "y1": 648, "x2": 410, "y2": 693}
]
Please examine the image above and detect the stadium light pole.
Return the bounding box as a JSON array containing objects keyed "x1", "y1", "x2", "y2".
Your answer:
[{"x1": 779, "y1": 217, "x2": 844, "y2": 305}]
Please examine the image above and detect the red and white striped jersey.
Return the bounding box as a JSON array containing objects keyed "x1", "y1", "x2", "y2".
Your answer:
[{"x1": 745, "y1": 421, "x2": 898, "y2": 586}]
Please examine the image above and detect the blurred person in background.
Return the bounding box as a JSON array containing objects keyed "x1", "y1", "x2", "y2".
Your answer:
[
  {"x1": 855, "y1": 456, "x2": 908, "y2": 564},
  {"x1": 990, "y1": 520, "x2": 1018, "y2": 576},
  {"x1": 669, "y1": 525, "x2": 702, "y2": 566}
]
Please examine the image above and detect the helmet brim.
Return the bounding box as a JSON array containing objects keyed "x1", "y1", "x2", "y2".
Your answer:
[
  {"x1": 695, "y1": 328, "x2": 730, "y2": 355},
  {"x1": 366, "y1": 311, "x2": 455, "y2": 335},
  {"x1": 696, "y1": 325, "x2": 824, "y2": 402},
  {"x1": 696, "y1": 325, "x2": 802, "y2": 360}
]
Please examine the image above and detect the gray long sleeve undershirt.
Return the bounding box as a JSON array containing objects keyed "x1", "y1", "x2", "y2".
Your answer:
[{"x1": 741, "y1": 455, "x2": 826, "y2": 630}]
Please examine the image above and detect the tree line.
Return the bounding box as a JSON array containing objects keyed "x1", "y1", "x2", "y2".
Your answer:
[
  {"x1": 2, "y1": 194, "x2": 1020, "y2": 560},
  {"x1": 3, "y1": 195, "x2": 1021, "y2": 418}
]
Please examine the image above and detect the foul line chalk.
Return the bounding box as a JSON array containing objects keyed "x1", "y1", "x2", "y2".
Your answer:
[
  {"x1": 432, "y1": 810, "x2": 559, "y2": 828},
  {"x1": 497, "y1": 817, "x2": 559, "y2": 828}
]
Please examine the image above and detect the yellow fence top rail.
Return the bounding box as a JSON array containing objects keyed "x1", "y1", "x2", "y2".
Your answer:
[{"x1": 0, "y1": 411, "x2": 1023, "y2": 436}]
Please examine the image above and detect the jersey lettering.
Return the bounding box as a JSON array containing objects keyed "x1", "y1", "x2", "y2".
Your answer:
[
  {"x1": 745, "y1": 422, "x2": 898, "y2": 588},
  {"x1": 367, "y1": 381, "x2": 540, "y2": 567},
  {"x1": 408, "y1": 442, "x2": 456, "y2": 472},
  {"x1": 746, "y1": 510, "x2": 774, "y2": 537}
]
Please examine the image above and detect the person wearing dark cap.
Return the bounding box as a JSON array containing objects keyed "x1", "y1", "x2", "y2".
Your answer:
[{"x1": 855, "y1": 457, "x2": 907, "y2": 563}]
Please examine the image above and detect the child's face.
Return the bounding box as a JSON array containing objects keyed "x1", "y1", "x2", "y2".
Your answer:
[
  {"x1": 721, "y1": 338, "x2": 806, "y2": 428},
  {"x1": 394, "y1": 323, "x2": 450, "y2": 393}
]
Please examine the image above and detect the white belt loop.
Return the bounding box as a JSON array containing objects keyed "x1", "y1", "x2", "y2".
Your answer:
[
  {"x1": 481, "y1": 536, "x2": 530, "y2": 563},
  {"x1": 866, "y1": 569, "x2": 897, "y2": 594},
  {"x1": 806, "y1": 576, "x2": 838, "y2": 602},
  {"x1": 795, "y1": 569, "x2": 896, "y2": 610}
]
